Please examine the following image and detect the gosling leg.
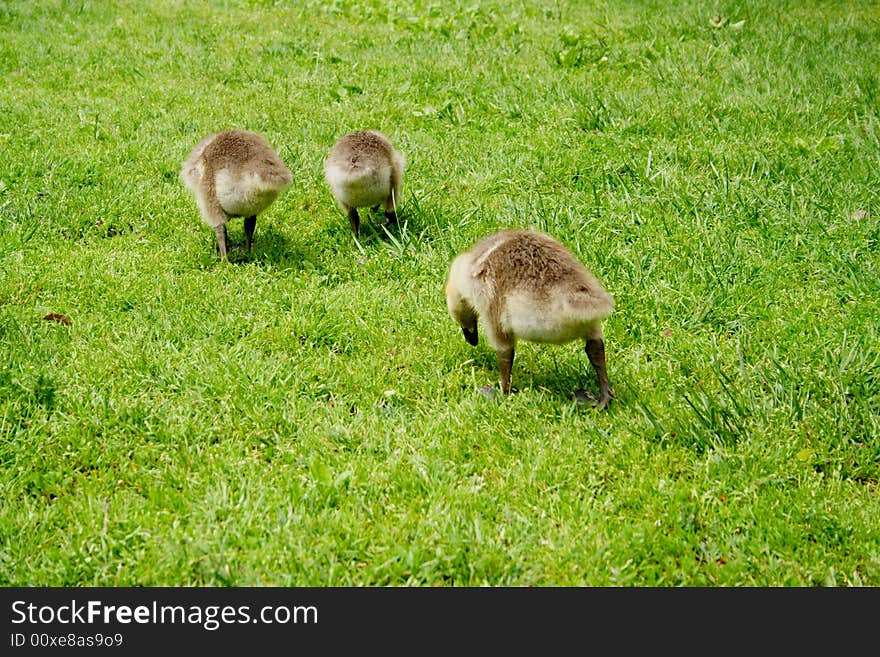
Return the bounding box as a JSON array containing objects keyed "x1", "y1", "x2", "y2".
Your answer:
[
  {"x1": 498, "y1": 347, "x2": 515, "y2": 395},
  {"x1": 244, "y1": 215, "x2": 257, "y2": 253},
  {"x1": 214, "y1": 224, "x2": 229, "y2": 260},
  {"x1": 347, "y1": 207, "x2": 360, "y2": 239},
  {"x1": 585, "y1": 338, "x2": 614, "y2": 410}
]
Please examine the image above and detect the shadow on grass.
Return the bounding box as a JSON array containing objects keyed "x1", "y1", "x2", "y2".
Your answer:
[
  {"x1": 194, "y1": 203, "x2": 429, "y2": 269},
  {"x1": 451, "y1": 351, "x2": 577, "y2": 403},
  {"x1": 194, "y1": 223, "x2": 309, "y2": 268},
  {"x1": 517, "y1": 367, "x2": 603, "y2": 404},
  {"x1": 462, "y1": 352, "x2": 611, "y2": 407},
  {"x1": 354, "y1": 207, "x2": 416, "y2": 247},
  {"x1": 243, "y1": 224, "x2": 308, "y2": 266}
]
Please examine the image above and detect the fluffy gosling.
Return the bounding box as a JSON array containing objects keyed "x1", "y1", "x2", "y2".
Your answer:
[
  {"x1": 181, "y1": 130, "x2": 292, "y2": 259},
  {"x1": 444, "y1": 229, "x2": 615, "y2": 408},
  {"x1": 324, "y1": 130, "x2": 405, "y2": 239}
]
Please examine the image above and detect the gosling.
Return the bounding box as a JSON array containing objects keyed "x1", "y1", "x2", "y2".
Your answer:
[
  {"x1": 181, "y1": 130, "x2": 292, "y2": 259},
  {"x1": 324, "y1": 130, "x2": 405, "y2": 239},
  {"x1": 444, "y1": 229, "x2": 615, "y2": 409}
]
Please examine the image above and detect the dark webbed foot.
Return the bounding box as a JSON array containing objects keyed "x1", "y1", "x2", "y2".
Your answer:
[
  {"x1": 594, "y1": 389, "x2": 614, "y2": 410},
  {"x1": 379, "y1": 210, "x2": 397, "y2": 228},
  {"x1": 574, "y1": 388, "x2": 613, "y2": 410},
  {"x1": 477, "y1": 385, "x2": 497, "y2": 399}
]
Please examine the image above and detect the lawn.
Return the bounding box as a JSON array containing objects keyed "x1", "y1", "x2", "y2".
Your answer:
[{"x1": 0, "y1": 0, "x2": 878, "y2": 586}]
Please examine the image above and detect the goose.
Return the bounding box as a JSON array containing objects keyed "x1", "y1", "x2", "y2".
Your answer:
[
  {"x1": 324, "y1": 130, "x2": 405, "y2": 239},
  {"x1": 181, "y1": 129, "x2": 292, "y2": 259},
  {"x1": 444, "y1": 228, "x2": 615, "y2": 408}
]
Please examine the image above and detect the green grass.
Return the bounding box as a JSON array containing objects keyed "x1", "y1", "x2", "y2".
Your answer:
[{"x1": 1, "y1": 0, "x2": 878, "y2": 586}]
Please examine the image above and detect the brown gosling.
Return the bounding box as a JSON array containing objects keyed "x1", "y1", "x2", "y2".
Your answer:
[
  {"x1": 324, "y1": 130, "x2": 405, "y2": 239},
  {"x1": 181, "y1": 130, "x2": 292, "y2": 259},
  {"x1": 444, "y1": 229, "x2": 615, "y2": 408}
]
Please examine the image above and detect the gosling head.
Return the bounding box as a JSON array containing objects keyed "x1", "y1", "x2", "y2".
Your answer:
[
  {"x1": 444, "y1": 252, "x2": 480, "y2": 346},
  {"x1": 181, "y1": 129, "x2": 292, "y2": 260},
  {"x1": 324, "y1": 130, "x2": 405, "y2": 239}
]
